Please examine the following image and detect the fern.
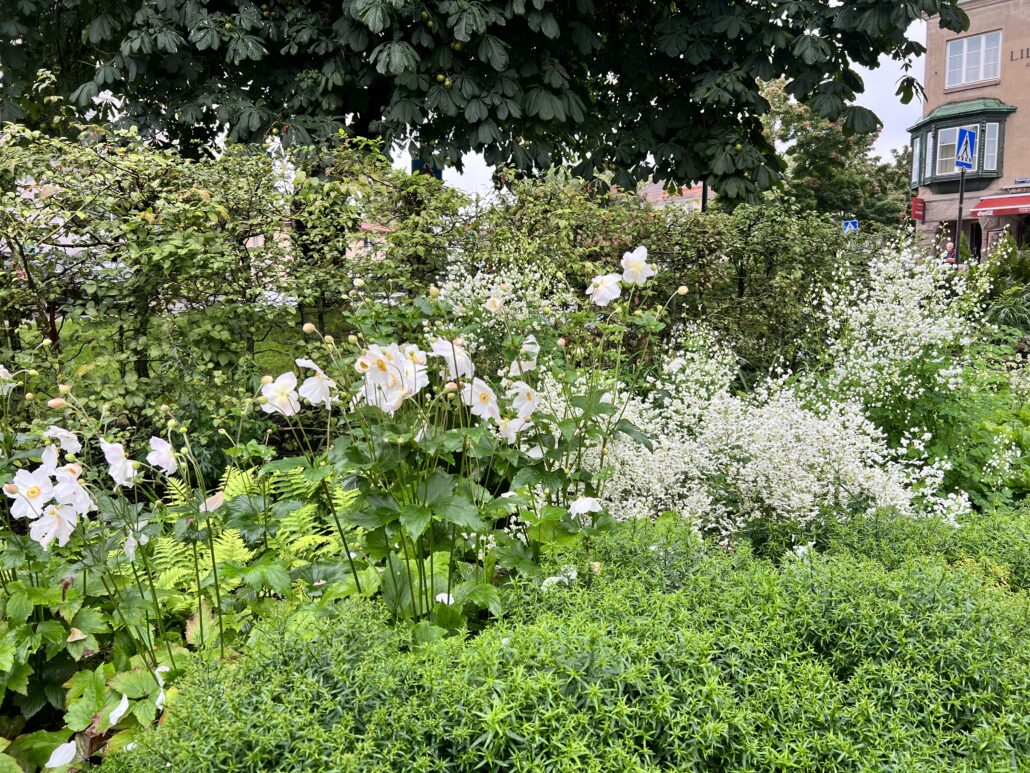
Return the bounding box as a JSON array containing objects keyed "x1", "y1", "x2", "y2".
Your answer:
[
  {"x1": 163, "y1": 476, "x2": 194, "y2": 507},
  {"x1": 222, "y1": 467, "x2": 258, "y2": 499},
  {"x1": 273, "y1": 502, "x2": 340, "y2": 566}
]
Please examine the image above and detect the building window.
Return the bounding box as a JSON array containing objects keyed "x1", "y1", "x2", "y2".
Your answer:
[
  {"x1": 911, "y1": 136, "x2": 921, "y2": 185},
  {"x1": 946, "y1": 31, "x2": 1002, "y2": 88},
  {"x1": 984, "y1": 123, "x2": 999, "y2": 171},
  {"x1": 924, "y1": 132, "x2": 934, "y2": 180},
  {"x1": 936, "y1": 124, "x2": 979, "y2": 175}
]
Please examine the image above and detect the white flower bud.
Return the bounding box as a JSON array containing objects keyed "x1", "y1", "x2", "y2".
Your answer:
[{"x1": 302, "y1": 322, "x2": 317, "y2": 334}]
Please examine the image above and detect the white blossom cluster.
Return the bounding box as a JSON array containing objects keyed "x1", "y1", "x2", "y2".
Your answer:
[
  {"x1": 438, "y1": 240, "x2": 579, "y2": 328},
  {"x1": 811, "y1": 246, "x2": 990, "y2": 412},
  {"x1": 585, "y1": 319, "x2": 972, "y2": 535}
]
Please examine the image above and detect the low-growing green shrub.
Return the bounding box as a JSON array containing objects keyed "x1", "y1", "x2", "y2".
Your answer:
[
  {"x1": 828, "y1": 508, "x2": 1030, "y2": 592},
  {"x1": 103, "y1": 522, "x2": 1030, "y2": 772}
]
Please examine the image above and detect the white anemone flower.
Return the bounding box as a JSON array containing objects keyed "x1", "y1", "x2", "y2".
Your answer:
[
  {"x1": 199, "y1": 492, "x2": 225, "y2": 513},
  {"x1": 44, "y1": 741, "x2": 77, "y2": 769},
  {"x1": 38, "y1": 444, "x2": 60, "y2": 476},
  {"x1": 508, "y1": 334, "x2": 541, "y2": 377},
  {"x1": 362, "y1": 379, "x2": 408, "y2": 415},
  {"x1": 44, "y1": 425, "x2": 81, "y2": 454},
  {"x1": 124, "y1": 521, "x2": 150, "y2": 562},
  {"x1": 261, "y1": 372, "x2": 301, "y2": 416},
  {"x1": 569, "y1": 497, "x2": 604, "y2": 519},
  {"x1": 461, "y1": 378, "x2": 501, "y2": 423},
  {"x1": 507, "y1": 381, "x2": 541, "y2": 419},
  {"x1": 485, "y1": 296, "x2": 504, "y2": 313},
  {"x1": 29, "y1": 503, "x2": 78, "y2": 550},
  {"x1": 0, "y1": 365, "x2": 14, "y2": 396},
  {"x1": 434, "y1": 592, "x2": 455, "y2": 605},
  {"x1": 429, "y1": 338, "x2": 475, "y2": 379},
  {"x1": 4, "y1": 468, "x2": 54, "y2": 519},
  {"x1": 146, "y1": 437, "x2": 178, "y2": 476},
  {"x1": 54, "y1": 465, "x2": 93, "y2": 514},
  {"x1": 109, "y1": 693, "x2": 130, "y2": 725},
  {"x1": 498, "y1": 416, "x2": 533, "y2": 444},
  {"x1": 357, "y1": 344, "x2": 400, "y2": 387},
  {"x1": 295, "y1": 358, "x2": 336, "y2": 408},
  {"x1": 620, "y1": 246, "x2": 655, "y2": 285},
  {"x1": 397, "y1": 344, "x2": 429, "y2": 396},
  {"x1": 101, "y1": 441, "x2": 138, "y2": 488},
  {"x1": 587, "y1": 274, "x2": 622, "y2": 306}
]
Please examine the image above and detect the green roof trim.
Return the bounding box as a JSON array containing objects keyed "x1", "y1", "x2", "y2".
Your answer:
[{"x1": 908, "y1": 98, "x2": 1017, "y2": 133}]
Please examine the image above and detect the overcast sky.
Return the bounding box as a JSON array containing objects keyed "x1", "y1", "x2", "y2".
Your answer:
[{"x1": 400, "y1": 21, "x2": 928, "y2": 196}]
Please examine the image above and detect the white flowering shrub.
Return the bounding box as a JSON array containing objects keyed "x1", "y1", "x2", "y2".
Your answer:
[
  {"x1": 438, "y1": 239, "x2": 580, "y2": 335},
  {"x1": 595, "y1": 336, "x2": 971, "y2": 541},
  {"x1": 810, "y1": 246, "x2": 990, "y2": 431}
]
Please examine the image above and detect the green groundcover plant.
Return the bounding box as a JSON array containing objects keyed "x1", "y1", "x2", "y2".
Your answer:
[{"x1": 102, "y1": 518, "x2": 1030, "y2": 773}]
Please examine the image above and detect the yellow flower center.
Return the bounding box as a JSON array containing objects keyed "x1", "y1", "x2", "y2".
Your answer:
[
  {"x1": 479, "y1": 392, "x2": 490, "y2": 404},
  {"x1": 375, "y1": 358, "x2": 388, "y2": 372},
  {"x1": 25, "y1": 485, "x2": 41, "y2": 500}
]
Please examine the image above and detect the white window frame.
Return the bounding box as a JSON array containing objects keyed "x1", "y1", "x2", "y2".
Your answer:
[
  {"x1": 984, "y1": 123, "x2": 999, "y2": 172},
  {"x1": 936, "y1": 124, "x2": 979, "y2": 176},
  {"x1": 946, "y1": 31, "x2": 1002, "y2": 88},
  {"x1": 911, "y1": 136, "x2": 921, "y2": 185},
  {"x1": 924, "y1": 132, "x2": 934, "y2": 180}
]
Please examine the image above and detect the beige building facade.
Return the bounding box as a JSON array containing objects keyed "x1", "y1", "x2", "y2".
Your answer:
[{"x1": 911, "y1": 0, "x2": 1030, "y2": 255}]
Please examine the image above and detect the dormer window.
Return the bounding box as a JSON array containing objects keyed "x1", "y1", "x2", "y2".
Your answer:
[{"x1": 946, "y1": 31, "x2": 1002, "y2": 88}]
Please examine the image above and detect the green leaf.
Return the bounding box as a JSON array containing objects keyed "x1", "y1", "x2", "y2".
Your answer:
[
  {"x1": 5, "y1": 594, "x2": 31, "y2": 624},
  {"x1": 108, "y1": 670, "x2": 158, "y2": 700},
  {"x1": 240, "y1": 557, "x2": 292, "y2": 595},
  {"x1": 456, "y1": 581, "x2": 503, "y2": 617},
  {"x1": 399, "y1": 505, "x2": 433, "y2": 541},
  {"x1": 432, "y1": 495, "x2": 485, "y2": 530},
  {"x1": 477, "y1": 34, "x2": 509, "y2": 70},
  {"x1": 615, "y1": 418, "x2": 654, "y2": 452}
]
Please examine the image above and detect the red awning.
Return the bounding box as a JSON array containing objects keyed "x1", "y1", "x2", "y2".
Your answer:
[{"x1": 971, "y1": 194, "x2": 1030, "y2": 218}]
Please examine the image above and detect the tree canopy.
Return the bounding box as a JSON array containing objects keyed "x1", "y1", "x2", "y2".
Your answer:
[
  {"x1": 0, "y1": 0, "x2": 966, "y2": 199},
  {"x1": 761, "y1": 80, "x2": 913, "y2": 226}
]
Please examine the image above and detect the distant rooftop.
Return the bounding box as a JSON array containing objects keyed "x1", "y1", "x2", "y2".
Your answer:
[{"x1": 636, "y1": 182, "x2": 705, "y2": 208}]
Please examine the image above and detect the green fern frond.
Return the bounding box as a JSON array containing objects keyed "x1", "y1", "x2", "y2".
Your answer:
[
  {"x1": 212, "y1": 529, "x2": 255, "y2": 565},
  {"x1": 222, "y1": 467, "x2": 258, "y2": 499},
  {"x1": 332, "y1": 486, "x2": 360, "y2": 513},
  {"x1": 163, "y1": 477, "x2": 194, "y2": 507}
]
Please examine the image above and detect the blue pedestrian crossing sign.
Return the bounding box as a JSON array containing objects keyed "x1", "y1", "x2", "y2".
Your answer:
[
  {"x1": 955, "y1": 128, "x2": 977, "y2": 170},
  {"x1": 843, "y1": 220, "x2": 859, "y2": 234}
]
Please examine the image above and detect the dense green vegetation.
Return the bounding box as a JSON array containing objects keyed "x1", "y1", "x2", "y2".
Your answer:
[
  {"x1": 4, "y1": 124, "x2": 1030, "y2": 770},
  {"x1": 104, "y1": 517, "x2": 1030, "y2": 772}
]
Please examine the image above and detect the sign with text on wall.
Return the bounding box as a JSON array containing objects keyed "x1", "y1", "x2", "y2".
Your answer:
[{"x1": 911, "y1": 198, "x2": 926, "y2": 221}]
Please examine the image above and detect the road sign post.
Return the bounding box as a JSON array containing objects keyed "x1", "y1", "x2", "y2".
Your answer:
[
  {"x1": 843, "y1": 219, "x2": 859, "y2": 234},
  {"x1": 955, "y1": 127, "x2": 977, "y2": 261}
]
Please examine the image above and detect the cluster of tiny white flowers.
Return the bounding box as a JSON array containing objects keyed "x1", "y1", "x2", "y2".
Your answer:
[
  {"x1": 812, "y1": 246, "x2": 990, "y2": 413},
  {"x1": 439, "y1": 240, "x2": 578, "y2": 327},
  {"x1": 577, "y1": 316, "x2": 974, "y2": 535}
]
